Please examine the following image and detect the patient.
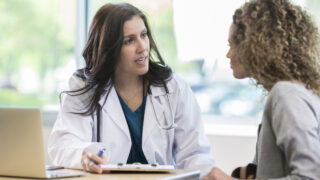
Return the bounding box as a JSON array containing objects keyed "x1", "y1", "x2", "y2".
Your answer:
[{"x1": 205, "y1": 0, "x2": 320, "y2": 179}]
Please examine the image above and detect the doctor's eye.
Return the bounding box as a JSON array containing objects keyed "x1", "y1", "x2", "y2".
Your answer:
[
  {"x1": 141, "y1": 32, "x2": 148, "y2": 38},
  {"x1": 124, "y1": 38, "x2": 133, "y2": 45}
]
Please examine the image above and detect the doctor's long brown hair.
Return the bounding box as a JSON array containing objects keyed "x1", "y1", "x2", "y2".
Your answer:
[{"x1": 62, "y1": 3, "x2": 172, "y2": 116}]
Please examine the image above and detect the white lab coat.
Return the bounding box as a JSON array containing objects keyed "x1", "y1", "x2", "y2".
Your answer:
[{"x1": 48, "y1": 74, "x2": 215, "y2": 176}]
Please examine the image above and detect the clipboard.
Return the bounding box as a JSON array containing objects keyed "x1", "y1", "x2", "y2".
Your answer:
[{"x1": 100, "y1": 163, "x2": 175, "y2": 172}]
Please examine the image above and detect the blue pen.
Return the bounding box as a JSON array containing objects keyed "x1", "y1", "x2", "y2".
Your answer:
[{"x1": 90, "y1": 148, "x2": 106, "y2": 165}]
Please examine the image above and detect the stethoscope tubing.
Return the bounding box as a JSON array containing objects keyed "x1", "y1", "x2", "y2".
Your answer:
[{"x1": 148, "y1": 93, "x2": 177, "y2": 130}]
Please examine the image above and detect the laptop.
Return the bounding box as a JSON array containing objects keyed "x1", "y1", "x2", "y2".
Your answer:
[{"x1": 0, "y1": 107, "x2": 86, "y2": 179}]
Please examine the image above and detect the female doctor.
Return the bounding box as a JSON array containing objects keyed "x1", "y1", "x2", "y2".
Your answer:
[{"x1": 48, "y1": 2, "x2": 215, "y2": 176}]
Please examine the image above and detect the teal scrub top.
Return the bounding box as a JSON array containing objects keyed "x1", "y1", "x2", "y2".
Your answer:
[{"x1": 117, "y1": 93, "x2": 148, "y2": 164}]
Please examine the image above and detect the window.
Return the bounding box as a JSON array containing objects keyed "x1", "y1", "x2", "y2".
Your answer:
[
  {"x1": 2, "y1": 0, "x2": 319, "y2": 134},
  {"x1": 0, "y1": 0, "x2": 76, "y2": 110}
]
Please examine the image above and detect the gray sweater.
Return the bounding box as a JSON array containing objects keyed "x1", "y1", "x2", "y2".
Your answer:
[{"x1": 255, "y1": 81, "x2": 320, "y2": 179}]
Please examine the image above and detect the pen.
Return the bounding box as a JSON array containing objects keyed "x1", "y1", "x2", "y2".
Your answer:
[{"x1": 90, "y1": 148, "x2": 106, "y2": 165}]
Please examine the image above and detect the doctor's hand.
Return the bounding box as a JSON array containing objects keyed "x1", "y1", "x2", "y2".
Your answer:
[
  {"x1": 202, "y1": 168, "x2": 237, "y2": 180},
  {"x1": 81, "y1": 151, "x2": 108, "y2": 174}
]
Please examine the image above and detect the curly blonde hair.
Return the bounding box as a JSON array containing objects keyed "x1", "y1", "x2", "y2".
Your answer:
[{"x1": 233, "y1": 0, "x2": 320, "y2": 96}]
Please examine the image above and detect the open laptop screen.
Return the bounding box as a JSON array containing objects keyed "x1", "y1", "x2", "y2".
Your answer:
[{"x1": 0, "y1": 108, "x2": 85, "y2": 178}]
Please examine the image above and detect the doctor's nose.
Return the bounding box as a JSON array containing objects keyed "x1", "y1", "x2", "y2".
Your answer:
[{"x1": 136, "y1": 39, "x2": 148, "y2": 54}]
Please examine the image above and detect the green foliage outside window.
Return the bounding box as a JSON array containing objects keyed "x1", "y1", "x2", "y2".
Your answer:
[{"x1": 0, "y1": 0, "x2": 74, "y2": 107}]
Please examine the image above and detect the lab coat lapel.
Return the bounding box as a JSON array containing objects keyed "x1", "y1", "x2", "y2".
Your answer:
[{"x1": 99, "y1": 86, "x2": 130, "y2": 139}]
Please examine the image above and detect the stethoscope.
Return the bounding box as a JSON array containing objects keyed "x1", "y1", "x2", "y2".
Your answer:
[
  {"x1": 95, "y1": 85, "x2": 177, "y2": 142},
  {"x1": 148, "y1": 89, "x2": 177, "y2": 130}
]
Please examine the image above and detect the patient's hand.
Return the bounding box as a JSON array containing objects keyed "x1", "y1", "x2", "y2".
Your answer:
[
  {"x1": 81, "y1": 151, "x2": 107, "y2": 174},
  {"x1": 202, "y1": 167, "x2": 236, "y2": 180}
]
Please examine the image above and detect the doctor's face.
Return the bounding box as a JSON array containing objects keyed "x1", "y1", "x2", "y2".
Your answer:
[
  {"x1": 115, "y1": 15, "x2": 150, "y2": 77},
  {"x1": 226, "y1": 24, "x2": 248, "y2": 79}
]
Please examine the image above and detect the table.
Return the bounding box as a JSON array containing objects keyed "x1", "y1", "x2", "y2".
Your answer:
[{"x1": 0, "y1": 169, "x2": 200, "y2": 180}]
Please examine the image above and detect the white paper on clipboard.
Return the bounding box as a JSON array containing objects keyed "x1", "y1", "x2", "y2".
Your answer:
[{"x1": 100, "y1": 164, "x2": 175, "y2": 172}]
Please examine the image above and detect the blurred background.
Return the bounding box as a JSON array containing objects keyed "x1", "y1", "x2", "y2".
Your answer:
[{"x1": 1, "y1": 0, "x2": 319, "y2": 173}]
